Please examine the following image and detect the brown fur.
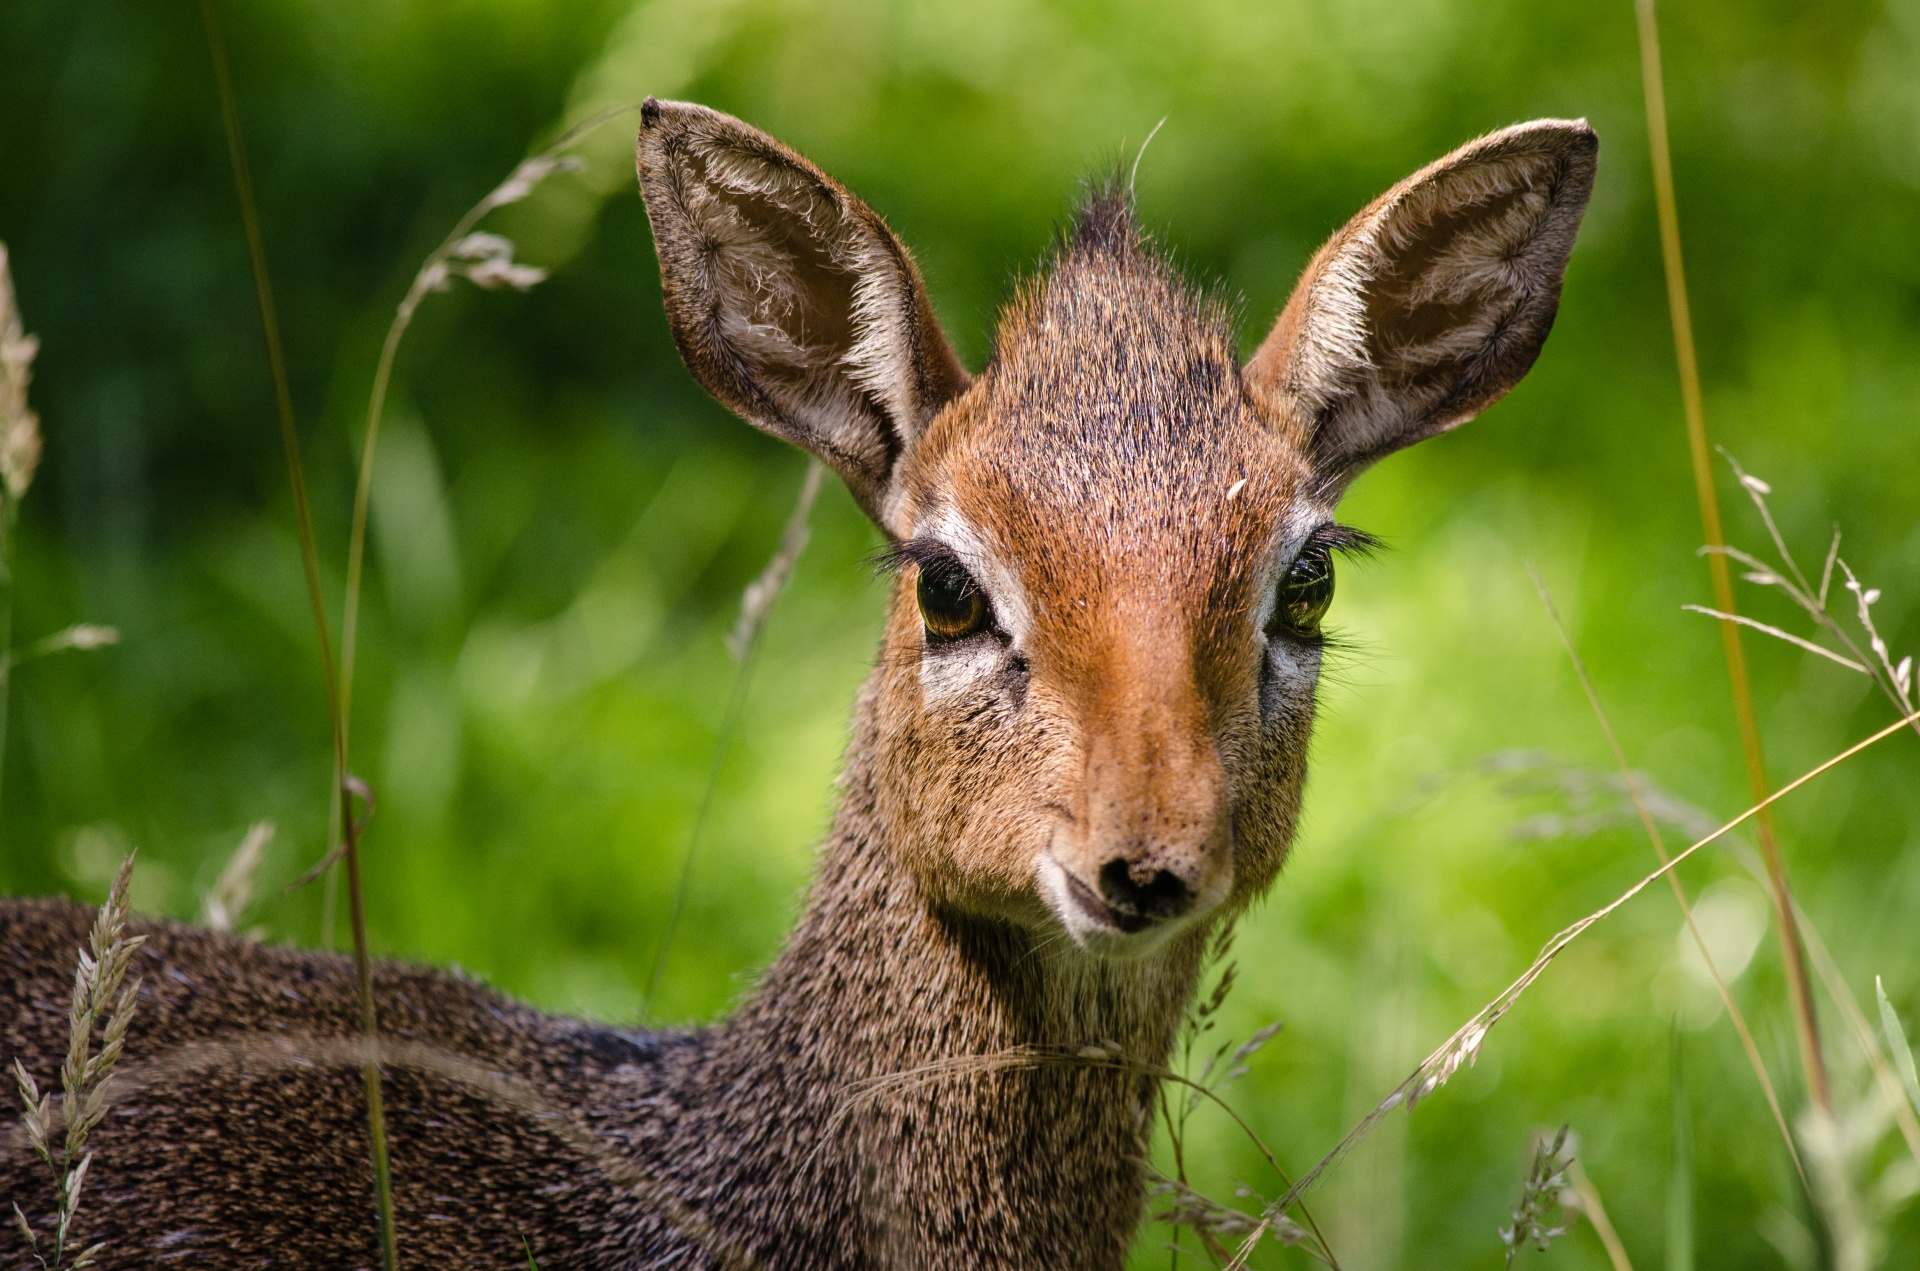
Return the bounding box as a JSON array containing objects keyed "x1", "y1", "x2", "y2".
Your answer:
[{"x1": 3, "y1": 102, "x2": 1595, "y2": 1268}]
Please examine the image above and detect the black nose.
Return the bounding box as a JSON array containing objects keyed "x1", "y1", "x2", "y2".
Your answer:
[{"x1": 1097, "y1": 858, "x2": 1196, "y2": 932}]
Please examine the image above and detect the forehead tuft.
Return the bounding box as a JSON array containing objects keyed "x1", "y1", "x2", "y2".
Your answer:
[
  {"x1": 923, "y1": 190, "x2": 1300, "y2": 538},
  {"x1": 988, "y1": 190, "x2": 1243, "y2": 443}
]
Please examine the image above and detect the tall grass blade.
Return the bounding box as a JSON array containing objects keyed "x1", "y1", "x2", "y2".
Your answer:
[
  {"x1": 1668, "y1": 1030, "x2": 1695, "y2": 1271},
  {"x1": 317, "y1": 102, "x2": 632, "y2": 941},
  {"x1": 196, "y1": 3, "x2": 397, "y2": 1266},
  {"x1": 1531, "y1": 567, "x2": 1804, "y2": 1184},
  {"x1": 1633, "y1": 0, "x2": 1831, "y2": 1113},
  {"x1": 1876, "y1": 978, "x2": 1920, "y2": 1121},
  {"x1": 646, "y1": 460, "x2": 823, "y2": 1013}
]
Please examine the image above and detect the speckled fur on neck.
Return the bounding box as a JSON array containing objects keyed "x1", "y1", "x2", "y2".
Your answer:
[
  {"x1": 1, "y1": 691, "x2": 1203, "y2": 1270},
  {"x1": 3, "y1": 102, "x2": 1595, "y2": 1269}
]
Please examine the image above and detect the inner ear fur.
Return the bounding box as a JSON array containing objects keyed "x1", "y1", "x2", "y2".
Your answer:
[
  {"x1": 636, "y1": 98, "x2": 969, "y2": 529},
  {"x1": 1245, "y1": 119, "x2": 1598, "y2": 493}
]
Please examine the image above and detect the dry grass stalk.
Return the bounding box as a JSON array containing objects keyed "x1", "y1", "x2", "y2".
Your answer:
[
  {"x1": 2, "y1": 625, "x2": 121, "y2": 672},
  {"x1": 0, "y1": 242, "x2": 43, "y2": 501},
  {"x1": 1530, "y1": 567, "x2": 1804, "y2": 1182},
  {"x1": 726, "y1": 459, "x2": 825, "y2": 660},
  {"x1": 1687, "y1": 453, "x2": 1917, "y2": 738},
  {"x1": 1221, "y1": 707, "x2": 1919, "y2": 1265},
  {"x1": 1500, "y1": 1125, "x2": 1571, "y2": 1267},
  {"x1": 318, "y1": 102, "x2": 632, "y2": 949},
  {"x1": 11, "y1": 853, "x2": 144, "y2": 1270},
  {"x1": 648, "y1": 460, "x2": 826, "y2": 1008},
  {"x1": 196, "y1": 3, "x2": 398, "y2": 1263},
  {"x1": 336, "y1": 107, "x2": 637, "y2": 757},
  {"x1": 1150, "y1": 926, "x2": 1310, "y2": 1267},
  {"x1": 315, "y1": 146, "x2": 580, "y2": 912},
  {"x1": 1563, "y1": 1156, "x2": 1636, "y2": 1271},
  {"x1": 1634, "y1": 0, "x2": 1831, "y2": 1113},
  {"x1": 1147, "y1": 1173, "x2": 1313, "y2": 1264},
  {"x1": 202, "y1": 821, "x2": 275, "y2": 935}
]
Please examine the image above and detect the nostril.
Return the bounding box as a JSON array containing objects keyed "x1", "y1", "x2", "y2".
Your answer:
[{"x1": 1096, "y1": 858, "x2": 1196, "y2": 931}]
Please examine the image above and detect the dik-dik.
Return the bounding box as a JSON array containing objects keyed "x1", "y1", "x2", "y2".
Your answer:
[{"x1": 3, "y1": 100, "x2": 1595, "y2": 1269}]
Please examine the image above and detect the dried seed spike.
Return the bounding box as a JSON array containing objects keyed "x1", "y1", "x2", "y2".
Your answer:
[
  {"x1": 204, "y1": 822, "x2": 273, "y2": 934},
  {"x1": 452, "y1": 231, "x2": 513, "y2": 261},
  {"x1": 1226, "y1": 1021, "x2": 1284, "y2": 1080},
  {"x1": 63, "y1": 1151, "x2": 92, "y2": 1211},
  {"x1": 0, "y1": 240, "x2": 45, "y2": 499},
  {"x1": 461, "y1": 256, "x2": 548, "y2": 291},
  {"x1": 13, "y1": 1055, "x2": 39, "y2": 1104},
  {"x1": 11, "y1": 1201, "x2": 38, "y2": 1251},
  {"x1": 489, "y1": 155, "x2": 561, "y2": 207}
]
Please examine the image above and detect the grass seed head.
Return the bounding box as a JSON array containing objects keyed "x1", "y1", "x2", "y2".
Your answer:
[{"x1": 0, "y1": 240, "x2": 43, "y2": 499}]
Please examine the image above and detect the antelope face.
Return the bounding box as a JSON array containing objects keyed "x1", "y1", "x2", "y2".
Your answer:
[{"x1": 638, "y1": 101, "x2": 1596, "y2": 956}]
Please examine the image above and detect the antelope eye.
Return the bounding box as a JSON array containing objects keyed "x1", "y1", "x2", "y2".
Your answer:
[
  {"x1": 1267, "y1": 546, "x2": 1335, "y2": 640},
  {"x1": 917, "y1": 558, "x2": 990, "y2": 641}
]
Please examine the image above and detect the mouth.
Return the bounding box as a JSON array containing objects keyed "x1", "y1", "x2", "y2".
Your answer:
[
  {"x1": 1061, "y1": 869, "x2": 1153, "y2": 935},
  {"x1": 1039, "y1": 853, "x2": 1180, "y2": 949}
]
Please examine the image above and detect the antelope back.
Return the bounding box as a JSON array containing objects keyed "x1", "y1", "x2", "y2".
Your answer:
[{"x1": 638, "y1": 100, "x2": 1596, "y2": 954}]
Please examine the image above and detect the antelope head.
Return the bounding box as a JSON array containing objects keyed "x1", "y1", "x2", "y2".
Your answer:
[{"x1": 637, "y1": 101, "x2": 1596, "y2": 958}]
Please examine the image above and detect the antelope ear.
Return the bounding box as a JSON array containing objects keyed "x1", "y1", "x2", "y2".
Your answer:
[
  {"x1": 636, "y1": 99, "x2": 969, "y2": 531},
  {"x1": 1245, "y1": 119, "x2": 1597, "y2": 495}
]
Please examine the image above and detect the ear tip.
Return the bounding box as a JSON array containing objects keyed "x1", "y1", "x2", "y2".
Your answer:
[
  {"x1": 636, "y1": 98, "x2": 719, "y2": 138},
  {"x1": 636, "y1": 99, "x2": 719, "y2": 172},
  {"x1": 1496, "y1": 117, "x2": 1601, "y2": 165}
]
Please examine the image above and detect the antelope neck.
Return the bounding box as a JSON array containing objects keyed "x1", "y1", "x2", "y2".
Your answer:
[{"x1": 663, "y1": 723, "x2": 1211, "y2": 1267}]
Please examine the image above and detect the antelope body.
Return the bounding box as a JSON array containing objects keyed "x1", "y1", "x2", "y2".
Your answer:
[{"x1": 2, "y1": 101, "x2": 1596, "y2": 1269}]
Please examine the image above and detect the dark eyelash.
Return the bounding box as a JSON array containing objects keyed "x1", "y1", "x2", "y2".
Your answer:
[
  {"x1": 870, "y1": 537, "x2": 966, "y2": 579},
  {"x1": 1308, "y1": 523, "x2": 1382, "y2": 559}
]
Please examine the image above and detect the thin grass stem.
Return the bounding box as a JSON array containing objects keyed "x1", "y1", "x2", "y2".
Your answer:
[
  {"x1": 1633, "y1": 0, "x2": 1830, "y2": 1112},
  {"x1": 1680, "y1": 607, "x2": 1869, "y2": 673},
  {"x1": 196, "y1": 4, "x2": 397, "y2": 1265},
  {"x1": 645, "y1": 461, "x2": 823, "y2": 1013},
  {"x1": 643, "y1": 633, "x2": 764, "y2": 1013},
  {"x1": 338, "y1": 102, "x2": 640, "y2": 743},
  {"x1": 1567, "y1": 1158, "x2": 1636, "y2": 1271},
  {"x1": 1529, "y1": 567, "x2": 1805, "y2": 1186},
  {"x1": 1230, "y1": 707, "x2": 1919, "y2": 1267},
  {"x1": 318, "y1": 101, "x2": 639, "y2": 926}
]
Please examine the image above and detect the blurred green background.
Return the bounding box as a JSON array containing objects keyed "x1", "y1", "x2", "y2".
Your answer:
[{"x1": 3, "y1": 0, "x2": 1918, "y2": 1266}]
